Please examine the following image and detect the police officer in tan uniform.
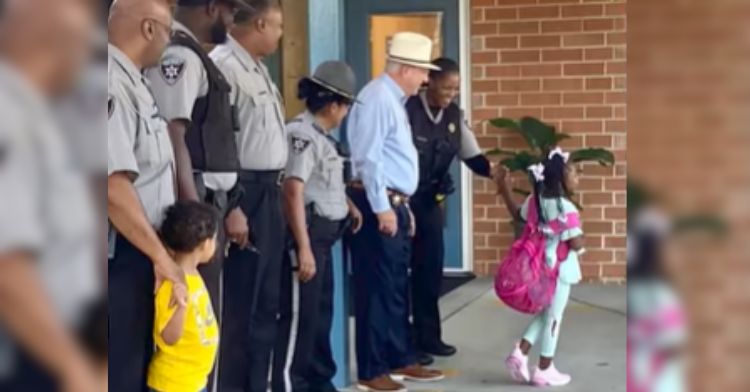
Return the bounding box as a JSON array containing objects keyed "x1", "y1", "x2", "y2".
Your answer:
[
  {"x1": 108, "y1": 1, "x2": 188, "y2": 391},
  {"x1": 208, "y1": 2, "x2": 287, "y2": 391},
  {"x1": 0, "y1": 1, "x2": 100, "y2": 391},
  {"x1": 144, "y1": 3, "x2": 253, "y2": 389},
  {"x1": 272, "y1": 61, "x2": 363, "y2": 392},
  {"x1": 145, "y1": 0, "x2": 252, "y2": 312}
]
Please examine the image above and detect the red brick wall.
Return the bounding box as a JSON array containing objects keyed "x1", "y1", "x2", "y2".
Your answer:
[
  {"x1": 469, "y1": 0, "x2": 627, "y2": 282},
  {"x1": 629, "y1": 0, "x2": 750, "y2": 388}
]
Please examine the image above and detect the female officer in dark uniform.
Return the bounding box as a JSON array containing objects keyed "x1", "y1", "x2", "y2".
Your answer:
[
  {"x1": 406, "y1": 58, "x2": 493, "y2": 365},
  {"x1": 272, "y1": 61, "x2": 363, "y2": 392}
]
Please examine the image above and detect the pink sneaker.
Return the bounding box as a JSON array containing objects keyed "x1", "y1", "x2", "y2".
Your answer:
[
  {"x1": 505, "y1": 345, "x2": 530, "y2": 383},
  {"x1": 532, "y1": 363, "x2": 572, "y2": 387}
]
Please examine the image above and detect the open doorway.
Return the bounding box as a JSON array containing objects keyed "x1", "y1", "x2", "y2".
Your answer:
[
  {"x1": 369, "y1": 13, "x2": 443, "y2": 79},
  {"x1": 346, "y1": 0, "x2": 469, "y2": 273}
]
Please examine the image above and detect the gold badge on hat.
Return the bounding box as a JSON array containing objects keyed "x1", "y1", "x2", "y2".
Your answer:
[{"x1": 449, "y1": 123, "x2": 456, "y2": 133}]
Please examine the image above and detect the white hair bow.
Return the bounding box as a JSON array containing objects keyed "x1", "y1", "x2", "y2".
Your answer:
[
  {"x1": 548, "y1": 147, "x2": 570, "y2": 162},
  {"x1": 528, "y1": 163, "x2": 546, "y2": 182}
]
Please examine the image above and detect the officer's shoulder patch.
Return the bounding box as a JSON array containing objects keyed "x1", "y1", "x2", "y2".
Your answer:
[
  {"x1": 108, "y1": 95, "x2": 115, "y2": 119},
  {"x1": 160, "y1": 56, "x2": 186, "y2": 86},
  {"x1": 291, "y1": 136, "x2": 312, "y2": 154}
]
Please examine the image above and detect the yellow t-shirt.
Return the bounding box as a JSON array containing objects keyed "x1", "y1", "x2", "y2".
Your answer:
[{"x1": 147, "y1": 274, "x2": 219, "y2": 392}]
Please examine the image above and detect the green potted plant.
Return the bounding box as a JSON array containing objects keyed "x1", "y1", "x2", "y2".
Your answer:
[
  {"x1": 627, "y1": 179, "x2": 726, "y2": 236},
  {"x1": 486, "y1": 116, "x2": 616, "y2": 235}
]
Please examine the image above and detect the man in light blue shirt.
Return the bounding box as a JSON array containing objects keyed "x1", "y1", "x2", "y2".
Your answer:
[
  {"x1": 347, "y1": 32, "x2": 446, "y2": 392},
  {"x1": 349, "y1": 73, "x2": 419, "y2": 216}
]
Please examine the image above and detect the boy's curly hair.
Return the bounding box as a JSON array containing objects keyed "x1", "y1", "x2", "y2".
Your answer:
[{"x1": 160, "y1": 201, "x2": 219, "y2": 253}]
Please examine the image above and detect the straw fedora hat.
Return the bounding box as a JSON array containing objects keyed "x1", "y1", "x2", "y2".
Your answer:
[{"x1": 387, "y1": 32, "x2": 441, "y2": 71}]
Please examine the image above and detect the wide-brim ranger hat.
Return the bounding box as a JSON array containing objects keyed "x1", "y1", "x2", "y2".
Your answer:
[
  {"x1": 387, "y1": 32, "x2": 441, "y2": 71},
  {"x1": 305, "y1": 61, "x2": 361, "y2": 103}
]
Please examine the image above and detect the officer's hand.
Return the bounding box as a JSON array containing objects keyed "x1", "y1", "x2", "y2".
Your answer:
[
  {"x1": 154, "y1": 260, "x2": 188, "y2": 308},
  {"x1": 61, "y1": 357, "x2": 99, "y2": 392},
  {"x1": 350, "y1": 205, "x2": 364, "y2": 234},
  {"x1": 377, "y1": 209, "x2": 398, "y2": 237},
  {"x1": 170, "y1": 281, "x2": 189, "y2": 309},
  {"x1": 408, "y1": 207, "x2": 416, "y2": 238},
  {"x1": 297, "y1": 247, "x2": 317, "y2": 283},
  {"x1": 153, "y1": 257, "x2": 183, "y2": 291},
  {"x1": 225, "y1": 207, "x2": 250, "y2": 249},
  {"x1": 439, "y1": 173, "x2": 456, "y2": 195}
]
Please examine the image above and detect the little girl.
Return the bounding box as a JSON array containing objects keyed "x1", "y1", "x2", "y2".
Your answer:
[
  {"x1": 494, "y1": 147, "x2": 585, "y2": 387},
  {"x1": 628, "y1": 204, "x2": 687, "y2": 392}
]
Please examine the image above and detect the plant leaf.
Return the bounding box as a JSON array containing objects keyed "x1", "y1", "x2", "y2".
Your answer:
[
  {"x1": 570, "y1": 148, "x2": 615, "y2": 166},
  {"x1": 485, "y1": 148, "x2": 518, "y2": 156},
  {"x1": 489, "y1": 117, "x2": 538, "y2": 150},
  {"x1": 488, "y1": 118, "x2": 520, "y2": 131},
  {"x1": 626, "y1": 179, "x2": 654, "y2": 213},
  {"x1": 500, "y1": 151, "x2": 540, "y2": 172},
  {"x1": 673, "y1": 215, "x2": 727, "y2": 237},
  {"x1": 500, "y1": 157, "x2": 526, "y2": 172},
  {"x1": 554, "y1": 133, "x2": 572, "y2": 144},
  {"x1": 520, "y1": 117, "x2": 557, "y2": 152}
]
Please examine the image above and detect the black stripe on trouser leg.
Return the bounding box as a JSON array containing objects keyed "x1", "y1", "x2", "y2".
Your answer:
[
  {"x1": 271, "y1": 248, "x2": 298, "y2": 392},
  {"x1": 348, "y1": 190, "x2": 417, "y2": 381},
  {"x1": 107, "y1": 237, "x2": 154, "y2": 392},
  {"x1": 273, "y1": 218, "x2": 341, "y2": 392},
  {"x1": 219, "y1": 181, "x2": 285, "y2": 392},
  {"x1": 410, "y1": 199, "x2": 445, "y2": 349}
]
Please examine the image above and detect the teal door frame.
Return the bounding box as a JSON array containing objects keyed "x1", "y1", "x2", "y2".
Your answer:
[{"x1": 308, "y1": 0, "x2": 350, "y2": 387}]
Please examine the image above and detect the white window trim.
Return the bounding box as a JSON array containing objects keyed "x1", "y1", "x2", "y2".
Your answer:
[{"x1": 445, "y1": 0, "x2": 474, "y2": 274}]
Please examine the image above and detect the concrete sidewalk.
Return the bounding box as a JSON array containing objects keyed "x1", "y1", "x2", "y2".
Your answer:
[{"x1": 345, "y1": 279, "x2": 626, "y2": 392}]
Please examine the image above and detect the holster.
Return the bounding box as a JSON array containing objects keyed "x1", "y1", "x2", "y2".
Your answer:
[
  {"x1": 194, "y1": 172, "x2": 244, "y2": 218},
  {"x1": 286, "y1": 204, "x2": 352, "y2": 253},
  {"x1": 435, "y1": 171, "x2": 456, "y2": 196}
]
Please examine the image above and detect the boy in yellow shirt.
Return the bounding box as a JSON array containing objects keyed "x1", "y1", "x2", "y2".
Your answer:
[{"x1": 148, "y1": 201, "x2": 220, "y2": 392}]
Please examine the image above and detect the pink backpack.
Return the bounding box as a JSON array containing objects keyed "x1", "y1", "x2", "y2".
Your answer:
[
  {"x1": 627, "y1": 305, "x2": 686, "y2": 392},
  {"x1": 494, "y1": 198, "x2": 580, "y2": 314}
]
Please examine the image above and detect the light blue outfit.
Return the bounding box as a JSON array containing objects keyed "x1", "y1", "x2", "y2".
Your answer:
[
  {"x1": 347, "y1": 74, "x2": 419, "y2": 213},
  {"x1": 520, "y1": 196, "x2": 583, "y2": 357},
  {"x1": 628, "y1": 280, "x2": 687, "y2": 392}
]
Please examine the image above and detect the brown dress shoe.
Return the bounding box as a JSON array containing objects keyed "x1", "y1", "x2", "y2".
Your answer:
[
  {"x1": 391, "y1": 364, "x2": 445, "y2": 382},
  {"x1": 356, "y1": 375, "x2": 407, "y2": 392}
]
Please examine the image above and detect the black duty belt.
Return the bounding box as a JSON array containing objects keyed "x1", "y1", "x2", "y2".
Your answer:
[
  {"x1": 348, "y1": 181, "x2": 410, "y2": 207},
  {"x1": 238, "y1": 169, "x2": 285, "y2": 186}
]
